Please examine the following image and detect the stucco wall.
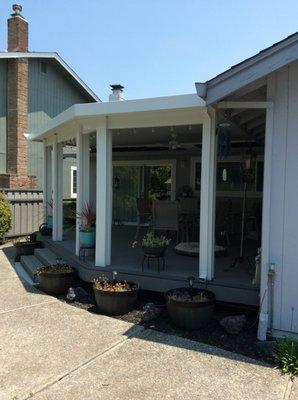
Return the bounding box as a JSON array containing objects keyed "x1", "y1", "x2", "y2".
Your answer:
[{"x1": 267, "y1": 62, "x2": 298, "y2": 335}]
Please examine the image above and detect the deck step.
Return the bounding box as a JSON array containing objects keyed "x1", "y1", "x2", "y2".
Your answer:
[
  {"x1": 34, "y1": 248, "x2": 65, "y2": 266},
  {"x1": 20, "y1": 255, "x2": 42, "y2": 282}
]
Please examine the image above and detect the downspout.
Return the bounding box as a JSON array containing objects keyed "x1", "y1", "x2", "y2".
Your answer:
[{"x1": 268, "y1": 263, "x2": 276, "y2": 334}]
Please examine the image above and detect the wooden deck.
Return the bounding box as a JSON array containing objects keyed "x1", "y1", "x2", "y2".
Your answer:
[{"x1": 40, "y1": 226, "x2": 260, "y2": 306}]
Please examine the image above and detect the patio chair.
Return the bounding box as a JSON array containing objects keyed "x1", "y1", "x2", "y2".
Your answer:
[
  {"x1": 135, "y1": 197, "x2": 152, "y2": 239},
  {"x1": 178, "y1": 198, "x2": 199, "y2": 242},
  {"x1": 178, "y1": 197, "x2": 199, "y2": 214},
  {"x1": 150, "y1": 200, "x2": 179, "y2": 242}
]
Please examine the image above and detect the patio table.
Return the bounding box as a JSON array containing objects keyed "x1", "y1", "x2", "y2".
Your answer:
[{"x1": 174, "y1": 242, "x2": 227, "y2": 257}]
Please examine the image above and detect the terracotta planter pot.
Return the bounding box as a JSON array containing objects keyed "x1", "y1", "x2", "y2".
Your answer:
[
  {"x1": 14, "y1": 241, "x2": 43, "y2": 262},
  {"x1": 38, "y1": 270, "x2": 76, "y2": 295},
  {"x1": 93, "y1": 282, "x2": 139, "y2": 315},
  {"x1": 165, "y1": 288, "x2": 216, "y2": 330}
]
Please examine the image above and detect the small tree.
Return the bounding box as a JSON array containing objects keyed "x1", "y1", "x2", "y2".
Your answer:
[{"x1": 0, "y1": 193, "x2": 12, "y2": 239}]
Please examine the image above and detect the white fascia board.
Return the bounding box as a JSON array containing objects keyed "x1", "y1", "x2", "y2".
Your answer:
[
  {"x1": 0, "y1": 52, "x2": 100, "y2": 102},
  {"x1": 29, "y1": 105, "x2": 77, "y2": 141},
  {"x1": 204, "y1": 34, "x2": 298, "y2": 104},
  {"x1": 74, "y1": 93, "x2": 205, "y2": 117},
  {"x1": 29, "y1": 94, "x2": 206, "y2": 141}
]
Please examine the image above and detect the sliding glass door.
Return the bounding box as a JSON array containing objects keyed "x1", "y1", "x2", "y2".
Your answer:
[{"x1": 113, "y1": 160, "x2": 176, "y2": 224}]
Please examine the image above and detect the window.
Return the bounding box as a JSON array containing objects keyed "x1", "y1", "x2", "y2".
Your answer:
[
  {"x1": 70, "y1": 166, "x2": 77, "y2": 198},
  {"x1": 41, "y1": 61, "x2": 47, "y2": 74}
]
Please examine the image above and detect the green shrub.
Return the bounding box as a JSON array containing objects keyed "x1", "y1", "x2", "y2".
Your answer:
[
  {"x1": 0, "y1": 193, "x2": 12, "y2": 238},
  {"x1": 273, "y1": 338, "x2": 298, "y2": 376}
]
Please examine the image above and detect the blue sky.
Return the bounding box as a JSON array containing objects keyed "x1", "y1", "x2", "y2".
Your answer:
[{"x1": 1, "y1": 0, "x2": 298, "y2": 101}]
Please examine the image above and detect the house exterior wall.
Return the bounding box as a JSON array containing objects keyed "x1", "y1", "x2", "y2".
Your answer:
[
  {"x1": 0, "y1": 60, "x2": 7, "y2": 173},
  {"x1": 27, "y1": 58, "x2": 91, "y2": 189},
  {"x1": 267, "y1": 62, "x2": 298, "y2": 336}
]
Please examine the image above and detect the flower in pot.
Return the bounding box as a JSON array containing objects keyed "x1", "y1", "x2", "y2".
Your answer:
[
  {"x1": 77, "y1": 203, "x2": 96, "y2": 248},
  {"x1": 13, "y1": 233, "x2": 43, "y2": 262},
  {"x1": 132, "y1": 232, "x2": 170, "y2": 257},
  {"x1": 37, "y1": 258, "x2": 76, "y2": 295},
  {"x1": 93, "y1": 271, "x2": 139, "y2": 315},
  {"x1": 165, "y1": 276, "x2": 216, "y2": 330}
]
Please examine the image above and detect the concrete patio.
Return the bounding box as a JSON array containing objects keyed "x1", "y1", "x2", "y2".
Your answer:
[{"x1": 0, "y1": 244, "x2": 295, "y2": 400}]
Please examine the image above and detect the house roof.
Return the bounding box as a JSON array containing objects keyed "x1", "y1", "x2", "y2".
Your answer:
[
  {"x1": 196, "y1": 32, "x2": 298, "y2": 104},
  {"x1": 0, "y1": 51, "x2": 100, "y2": 102}
]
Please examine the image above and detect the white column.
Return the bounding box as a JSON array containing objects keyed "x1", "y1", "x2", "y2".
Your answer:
[
  {"x1": 199, "y1": 108, "x2": 217, "y2": 280},
  {"x1": 43, "y1": 141, "x2": 52, "y2": 221},
  {"x1": 95, "y1": 124, "x2": 112, "y2": 267},
  {"x1": 52, "y1": 136, "x2": 63, "y2": 241},
  {"x1": 258, "y1": 103, "x2": 274, "y2": 340},
  {"x1": 75, "y1": 128, "x2": 90, "y2": 255}
]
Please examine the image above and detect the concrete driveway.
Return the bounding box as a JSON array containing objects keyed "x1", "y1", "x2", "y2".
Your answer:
[{"x1": 0, "y1": 245, "x2": 295, "y2": 400}]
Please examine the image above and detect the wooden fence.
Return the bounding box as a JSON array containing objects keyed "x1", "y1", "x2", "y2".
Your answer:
[{"x1": 1, "y1": 189, "x2": 44, "y2": 238}]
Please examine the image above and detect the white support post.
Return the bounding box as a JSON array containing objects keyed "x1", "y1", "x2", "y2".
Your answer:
[
  {"x1": 52, "y1": 136, "x2": 63, "y2": 241},
  {"x1": 199, "y1": 108, "x2": 217, "y2": 280},
  {"x1": 258, "y1": 102, "x2": 274, "y2": 340},
  {"x1": 82, "y1": 134, "x2": 90, "y2": 205},
  {"x1": 95, "y1": 123, "x2": 112, "y2": 267},
  {"x1": 43, "y1": 141, "x2": 52, "y2": 221},
  {"x1": 75, "y1": 129, "x2": 90, "y2": 256}
]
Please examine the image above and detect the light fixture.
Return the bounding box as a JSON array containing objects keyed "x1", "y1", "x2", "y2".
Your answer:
[{"x1": 169, "y1": 133, "x2": 179, "y2": 150}]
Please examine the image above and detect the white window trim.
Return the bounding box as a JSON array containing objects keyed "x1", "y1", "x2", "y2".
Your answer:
[{"x1": 70, "y1": 166, "x2": 77, "y2": 198}]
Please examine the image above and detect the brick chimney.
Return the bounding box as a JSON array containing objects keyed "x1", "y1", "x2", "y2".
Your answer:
[
  {"x1": 8, "y1": 4, "x2": 28, "y2": 52},
  {"x1": 0, "y1": 5, "x2": 37, "y2": 189}
]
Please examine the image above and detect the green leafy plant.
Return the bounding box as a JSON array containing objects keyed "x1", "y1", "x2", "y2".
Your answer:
[
  {"x1": 273, "y1": 338, "x2": 298, "y2": 376},
  {"x1": 132, "y1": 232, "x2": 170, "y2": 248},
  {"x1": 0, "y1": 193, "x2": 12, "y2": 238}
]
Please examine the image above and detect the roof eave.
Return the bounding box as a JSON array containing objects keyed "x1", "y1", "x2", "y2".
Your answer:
[
  {"x1": 200, "y1": 33, "x2": 298, "y2": 105},
  {"x1": 0, "y1": 51, "x2": 100, "y2": 102}
]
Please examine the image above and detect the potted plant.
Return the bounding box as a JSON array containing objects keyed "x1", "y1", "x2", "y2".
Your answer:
[
  {"x1": 39, "y1": 200, "x2": 53, "y2": 236},
  {"x1": 165, "y1": 277, "x2": 216, "y2": 330},
  {"x1": 45, "y1": 200, "x2": 53, "y2": 228},
  {"x1": 77, "y1": 203, "x2": 96, "y2": 248},
  {"x1": 37, "y1": 258, "x2": 76, "y2": 295},
  {"x1": 93, "y1": 272, "x2": 139, "y2": 315},
  {"x1": 14, "y1": 233, "x2": 43, "y2": 262},
  {"x1": 132, "y1": 232, "x2": 170, "y2": 257}
]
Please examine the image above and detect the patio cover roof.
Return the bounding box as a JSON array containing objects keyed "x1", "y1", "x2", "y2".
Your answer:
[
  {"x1": 28, "y1": 94, "x2": 206, "y2": 142},
  {"x1": 196, "y1": 32, "x2": 298, "y2": 104}
]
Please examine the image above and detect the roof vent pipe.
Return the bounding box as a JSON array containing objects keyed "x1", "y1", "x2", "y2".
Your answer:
[{"x1": 109, "y1": 84, "x2": 125, "y2": 101}]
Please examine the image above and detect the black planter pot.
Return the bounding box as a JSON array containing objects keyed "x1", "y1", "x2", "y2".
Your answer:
[
  {"x1": 38, "y1": 270, "x2": 76, "y2": 295},
  {"x1": 142, "y1": 246, "x2": 167, "y2": 257},
  {"x1": 165, "y1": 288, "x2": 216, "y2": 330},
  {"x1": 14, "y1": 241, "x2": 43, "y2": 262},
  {"x1": 93, "y1": 282, "x2": 139, "y2": 315}
]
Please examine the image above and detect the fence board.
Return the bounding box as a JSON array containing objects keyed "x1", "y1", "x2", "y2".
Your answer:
[{"x1": 1, "y1": 189, "x2": 44, "y2": 237}]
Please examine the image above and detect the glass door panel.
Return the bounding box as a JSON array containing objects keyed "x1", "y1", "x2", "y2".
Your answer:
[{"x1": 113, "y1": 166, "x2": 140, "y2": 223}]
